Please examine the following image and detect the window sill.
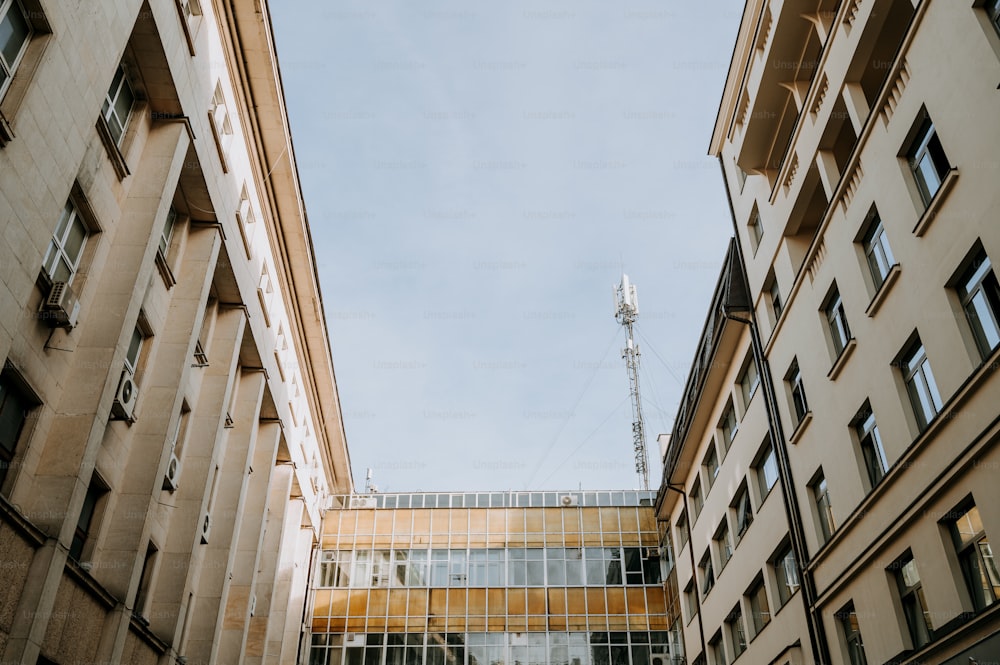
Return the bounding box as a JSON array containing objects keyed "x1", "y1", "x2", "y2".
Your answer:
[
  {"x1": 865, "y1": 264, "x2": 901, "y2": 318},
  {"x1": 788, "y1": 411, "x2": 813, "y2": 445},
  {"x1": 912, "y1": 168, "x2": 959, "y2": 237},
  {"x1": 827, "y1": 338, "x2": 857, "y2": 381},
  {"x1": 154, "y1": 250, "x2": 176, "y2": 289},
  {"x1": 95, "y1": 117, "x2": 131, "y2": 180}
]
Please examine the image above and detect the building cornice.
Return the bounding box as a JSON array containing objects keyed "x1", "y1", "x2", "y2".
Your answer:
[{"x1": 709, "y1": 0, "x2": 766, "y2": 156}]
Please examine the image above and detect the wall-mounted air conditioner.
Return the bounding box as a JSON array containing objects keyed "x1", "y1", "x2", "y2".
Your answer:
[
  {"x1": 41, "y1": 280, "x2": 80, "y2": 329},
  {"x1": 200, "y1": 513, "x2": 212, "y2": 544},
  {"x1": 559, "y1": 494, "x2": 579, "y2": 507},
  {"x1": 112, "y1": 368, "x2": 139, "y2": 421},
  {"x1": 163, "y1": 452, "x2": 181, "y2": 491}
]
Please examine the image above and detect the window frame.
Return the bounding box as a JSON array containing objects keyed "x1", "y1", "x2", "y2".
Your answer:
[
  {"x1": 748, "y1": 207, "x2": 763, "y2": 255},
  {"x1": 754, "y1": 439, "x2": 779, "y2": 499},
  {"x1": 714, "y1": 519, "x2": 733, "y2": 570},
  {"x1": 823, "y1": 285, "x2": 852, "y2": 358},
  {"x1": 906, "y1": 116, "x2": 951, "y2": 206},
  {"x1": 836, "y1": 601, "x2": 869, "y2": 665},
  {"x1": 690, "y1": 476, "x2": 704, "y2": 521},
  {"x1": 726, "y1": 605, "x2": 747, "y2": 659},
  {"x1": 786, "y1": 359, "x2": 808, "y2": 426},
  {"x1": 769, "y1": 275, "x2": 783, "y2": 321},
  {"x1": 949, "y1": 503, "x2": 999, "y2": 612},
  {"x1": 897, "y1": 337, "x2": 943, "y2": 431},
  {"x1": 955, "y1": 248, "x2": 1000, "y2": 360},
  {"x1": 860, "y1": 208, "x2": 897, "y2": 291},
  {"x1": 699, "y1": 550, "x2": 715, "y2": 599},
  {"x1": 738, "y1": 356, "x2": 760, "y2": 412},
  {"x1": 0, "y1": 0, "x2": 33, "y2": 99},
  {"x1": 892, "y1": 552, "x2": 934, "y2": 650},
  {"x1": 732, "y1": 483, "x2": 754, "y2": 541},
  {"x1": 811, "y1": 471, "x2": 835, "y2": 545},
  {"x1": 703, "y1": 443, "x2": 720, "y2": 490},
  {"x1": 853, "y1": 404, "x2": 888, "y2": 490},
  {"x1": 0, "y1": 370, "x2": 34, "y2": 491},
  {"x1": 720, "y1": 401, "x2": 739, "y2": 450},
  {"x1": 101, "y1": 62, "x2": 136, "y2": 147},
  {"x1": 41, "y1": 200, "x2": 89, "y2": 285},
  {"x1": 69, "y1": 474, "x2": 109, "y2": 562},
  {"x1": 209, "y1": 81, "x2": 234, "y2": 171},
  {"x1": 676, "y1": 509, "x2": 689, "y2": 550},
  {"x1": 773, "y1": 544, "x2": 800, "y2": 607},
  {"x1": 746, "y1": 577, "x2": 771, "y2": 636}
]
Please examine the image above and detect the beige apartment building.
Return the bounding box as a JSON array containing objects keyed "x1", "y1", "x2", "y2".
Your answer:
[
  {"x1": 658, "y1": 1, "x2": 1000, "y2": 665},
  {"x1": 0, "y1": 1, "x2": 352, "y2": 664}
]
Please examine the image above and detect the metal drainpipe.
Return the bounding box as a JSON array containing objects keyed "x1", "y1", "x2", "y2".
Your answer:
[
  {"x1": 716, "y1": 158, "x2": 832, "y2": 665},
  {"x1": 664, "y1": 484, "x2": 707, "y2": 664}
]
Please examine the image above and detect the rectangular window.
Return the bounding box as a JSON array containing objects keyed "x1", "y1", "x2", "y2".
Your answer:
[
  {"x1": 950, "y1": 504, "x2": 1000, "y2": 611},
  {"x1": 709, "y1": 631, "x2": 726, "y2": 665},
  {"x1": 720, "y1": 402, "x2": 739, "y2": 450},
  {"x1": 862, "y1": 211, "x2": 896, "y2": 290},
  {"x1": 676, "y1": 510, "x2": 689, "y2": 550},
  {"x1": 209, "y1": 82, "x2": 234, "y2": 169},
  {"x1": 739, "y1": 357, "x2": 760, "y2": 409},
  {"x1": 774, "y1": 545, "x2": 800, "y2": 607},
  {"x1": 956, "y1": 248, "x2": 1000, "y2": 359},
  {"x1": 837, "y1": 602, "x2": 869, "y2": 665},
  {"x1": 893, "y1": 553, "x2": 933, "y2": 649},
  {"x1": 747, "y1": 578, "x2": 771, "y2": 635},
  {"x1": 787, "y1": 359, "x2": 808, "y2": 426},
  {"x1": 812, "y1": 471, "x2": 835, "y2": 544},
  {"x1": 990, "y1": 0, "x2": 1000, "y2": 36},
  {"x1": 704, "y1": 444, "x2": 720, "y2": 489},
  {"x1": 714, "y1": 520, "x2": 733, "y2": 569},
  {"x1": 733, "y1": 484, "x2": 753, "y2": 539},
  {"x1": 0, "y1": 0, "x2": 32, "y2": 97},
  {"x1": 70, "y1": 475, "x2": 108, "y2": 561},
  {"x1": 133, "y1": 542, "x2": 158, "y2": 617},
  {"x1": 684, "y1": 580, "x2": 697, "y2": 622},
  {"x1": 907, "y1": 116, "x2": 950, "y2": 205},
  {"x1": 125, "y1": 326, "x2": 144, "y2": 374},
  {"x1": 690, "y1": 478, "x2": 703, "y2": 520},
  {"x1": 824, "y1": 286, "x2": 852, "y2": 357},
  {"x1": 159, "y1": 206, "x2": 178, "y2": 257},
  {"x1": 755, "y1": 440, "x2": 779, "y2": 498},
  {"x1": 699, "y1": 551, "x2": 715, "y2": 598},
  {"x1": 899, "y1": 337, "x2": 943, "y2": 431},
  {"x1": 0, "y1": 373, "x2": 30, "y2": 489},
  {"x1": 769, "y1": 276, "x2": 783, "y2": 321},
  {"x1": 102, "y1": 63, "x2": 136, "y2": 146},
  {"x1": 726, "y1": 606, "x2": 747, "y2": 658},
  {"x1": 854, "y1": 405, "x2": 888, "y2": 489},
  {"x1": 42, "y1": 201, "x2": 89, "y2": 284},
  {"x1": 748, "y1": 209, "x2": 763, "y2": 254}
]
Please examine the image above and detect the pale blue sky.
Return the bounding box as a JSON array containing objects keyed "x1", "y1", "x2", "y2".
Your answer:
[{"x1": 270, "y1": 2, "x2": 744, "y2": 492}]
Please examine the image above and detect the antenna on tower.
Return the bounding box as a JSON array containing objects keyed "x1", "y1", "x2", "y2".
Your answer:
[
  {"x1": 365, "y1": 467, "x2": 378, "y2": 494},
  {"x1": 614, "y1": 274, "x2": 650, "y2": 490}
]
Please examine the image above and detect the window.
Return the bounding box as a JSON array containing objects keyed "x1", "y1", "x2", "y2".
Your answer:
[
  {"x1": 714, "y1": 520, "x2": 733, "y2": 569},
  {"x1": 990, "y1": 0, "x2": 1000, "y2": 36},
  {"x1": 769, "y1": 276, "x2": 783, "y2": 321},
  {"x1": 70, "y1": 475, "x2": 108, "y2": 561},
  {"x1": 690, "y1": 478, "x2": 704, "y2": 520},
  {"x1": 703, "y1": 444, "x2": 720, "y2": 489},
  {"x1": 747, "y1": 578, "x2": 771, "y2": 635},
  {"x1": 42, "y1": 201, "x2": 88, "y2": 284},
  {"x1": 950, "y1": 504, "x2": 999, "y2": 611},
  {"x1": 181, "y1": 0, "x2": 202, "y2": 21},
  {"x1": 956, "y1": 248, "x2": 1000, "y2": 359},
  {"x1": 786, "y1": 359, "x2": 808, "y2": 427},
  {"x1": 676, "y1": 510, "x2": 689, "y2": 549},
  {"x1": 158, "y1": 206, "x2": 178, "y2": 257},
  {"x1": 854, "y1": 405, "x2": 888, "y2": 489},
  {"x1": 318, "y1": 551, "x2": 349, "y2": 587},
  {"x1": 898, "y1": 337, "x2": 942, "y2": 431},
  {"x1": 812, "y1": 471, "x2": 835, "y2": 544},
  {"x1": 102, "y1": 63, "x2": 136, "y2": 146},
  {"x1": 726, "y1": 606, "x2": 747, "y2": 658},
  {"x1": 755, "y1": 440, "x2": 779, "y2": 498},
  {"x1": 748, "y1": 209, "x2": 762, "y2": 254},
  {"x1": 892, "y1": 553, "x2": 933, "y2": 649},
  {"x1": 125, "y1": 326, "x2": 144, "y2": 374},
  {"x1": 209, "y1": 82, "x2": 234, "y2": 169},
  {"x1": 774, "y1": 545, "x2": 800, "y2": 606},
  {"x1": 720, "y1": 402, "x2": 738, "y2": 450},
  {"x1": 0, "y1": 0, "x2": 32, "y2": 98},
  {"x1": 133, "y1": 542, "x2": 158, "y2": 617},
  {"x1": 837, "y1": 602, "x2": 868, "y2": 665},
  {"x1": 824, "y1": 286, "x2": 852, "y2": 357},
  {"x1": 699, "y1": 551, "x2": 715, "y2": 598},
  {"x1": 906, "y1": 115, "x2": 950, "y2": 205},
  {"x1": 738, "y1": 357, "x2": 760, "y2": 410},
  {"x1": 861, "y1": 210, "x2": 896, "y2": 290},
  {"x1": 0, "y1": 373, "x2": 30, "y2": 489},
  {"x1": 733, "y1": 484, "x2": 753, "y2": 540},
  {"x1": 684, "y1": 580, "x2": 697, "y2": 622},
  {"x1": 236, "y1": 183, "x2": 256, "y2": 258},
  {"x1": 709, "y1": 631, "x2": 726, "y2": 665}
]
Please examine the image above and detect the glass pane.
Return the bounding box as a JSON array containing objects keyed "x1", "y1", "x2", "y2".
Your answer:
[
  {"x1": 968, "y1": 291, "x2": 1000, "y2": 353},
  {"x1": 64, "y1": 215, "x2": 87, "y2": 265},
  {"x1": 114, "y1": 77, "x2": 135, "y2": 130},
  {"x1": 1, "y1": 3, "x2": 30, "y2": 67},
  {"x1": 126, "y1": 327, "x2": 143, "y2": 369}
]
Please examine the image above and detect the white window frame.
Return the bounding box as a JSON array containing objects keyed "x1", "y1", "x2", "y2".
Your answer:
[
  {"x1": 102, "y1": 62, "x2": 136, "y2": 146},
  {"x1": 125, "y1": 326, "x2": 144, "y2": 374},
  {"x1": 42, "y1": 200, "x2": 88, "y2": 284},
  {"x1": 0, "y1": 0, "x2": 33, "y2": 99},
  {"x1": 900, "y1": 339, "x2": 942, "y2": 430},
  {"x1": 209, "y1": 82, "x2": 234, "y2": 170},
  {"x1": 957, "y1": 250, "x2": 1000, "y2": 360},
  {"x1": 825, "y1": 287, "x2": 851, "y2": 357},
  {"x1": 812, "y1": 472, "x2": 835, "y2": 544},
  {"x1": 907, "y1": 117, "x2": 950, "y2": 206},
  {"x1": 862, "y1": 211, "x2": 896, "y2": 290},
  {"x1": 856, "y1": 408, "x2": 888, "y2": 489},
  {"x1": 739, "y1": 357, "x2": 760, "y2": 410},
  {"x1": 787, "y1": 360, "x2": 808, "y2": 425}
]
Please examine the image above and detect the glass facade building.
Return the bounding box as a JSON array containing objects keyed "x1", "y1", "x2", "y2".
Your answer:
[{"x1": 310, "y1": 491, "x2": 683, "y2": 665}]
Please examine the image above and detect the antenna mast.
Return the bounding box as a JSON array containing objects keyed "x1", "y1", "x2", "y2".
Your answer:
[{"x1": 614, "y1": 274, "x2": 649, "y2": 490}]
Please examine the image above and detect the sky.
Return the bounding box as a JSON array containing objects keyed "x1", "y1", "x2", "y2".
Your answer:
[{"x1": 269, "y1": 2, "x2": 745, "y2": 494}]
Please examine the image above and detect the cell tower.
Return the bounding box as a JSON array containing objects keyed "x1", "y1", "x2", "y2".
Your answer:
[{"x1": 614, "y1": 274, "x2": 649, "y2": 490}]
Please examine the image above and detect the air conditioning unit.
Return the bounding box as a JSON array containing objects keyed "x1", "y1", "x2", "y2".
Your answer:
[
  {"x1": 345, "y1": 633, "x2": 364, "y2": 646},
  {"x1": 200, "y1": 513, "x2": 212, "y2": 544},
  {"x1": 112, "y1": 368, "x2": 139, "y2": 421},
  {"x1": 559, "y1": 494, "x2": 579, "y2": 507},
  {"x1": 350, "y1": 496, "x2": 377, "y2": 509},
  {"x1": 162, "y1": 452, "x2": 181, "y2": 491},
  {"x1": 650, "y1": 655, "x2": 669, "y2": 665},
  {"x1": 248, "y1": 593, "x2": 256, "y2": 617},
  {"x1": 40, "y1": 280, "x2": 81, "y2": 329}
]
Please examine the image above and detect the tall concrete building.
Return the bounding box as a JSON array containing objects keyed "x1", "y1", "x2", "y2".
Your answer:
[
  {"x1": 308, "y1": 491, "x2": 684, "y2": 665},
  {"x1": 659, "y1": 1, "x2": 1000, "y2": 665},
  {"x1": 0, "y1": 1, "x2": 352, "y2": 663}
]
